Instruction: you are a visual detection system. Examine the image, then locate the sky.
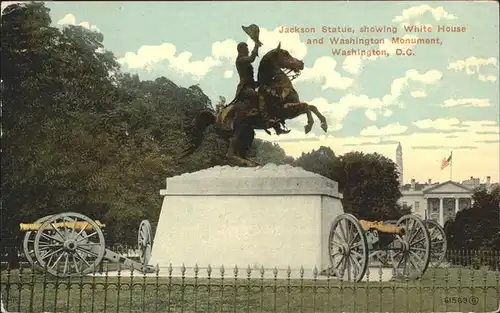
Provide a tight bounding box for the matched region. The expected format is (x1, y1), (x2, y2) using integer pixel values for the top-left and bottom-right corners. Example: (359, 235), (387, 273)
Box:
(2, 1), (499, 184)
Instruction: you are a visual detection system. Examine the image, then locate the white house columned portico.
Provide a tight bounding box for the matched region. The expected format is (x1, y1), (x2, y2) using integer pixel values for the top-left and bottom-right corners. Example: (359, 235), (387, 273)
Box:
(400, 180), (474, 226)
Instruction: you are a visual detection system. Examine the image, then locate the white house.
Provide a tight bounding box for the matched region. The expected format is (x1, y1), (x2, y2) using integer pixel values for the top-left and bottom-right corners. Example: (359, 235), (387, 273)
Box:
(400, 179), (478, 226)
(394, 143), (497, 226)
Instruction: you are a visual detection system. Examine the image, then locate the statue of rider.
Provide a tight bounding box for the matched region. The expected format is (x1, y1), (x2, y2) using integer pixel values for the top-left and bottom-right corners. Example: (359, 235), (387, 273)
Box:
(233, 41), (289, 135)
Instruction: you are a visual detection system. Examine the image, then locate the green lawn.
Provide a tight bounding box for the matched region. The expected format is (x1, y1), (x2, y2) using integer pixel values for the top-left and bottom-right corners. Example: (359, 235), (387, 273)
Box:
(1, 267), (499, 313)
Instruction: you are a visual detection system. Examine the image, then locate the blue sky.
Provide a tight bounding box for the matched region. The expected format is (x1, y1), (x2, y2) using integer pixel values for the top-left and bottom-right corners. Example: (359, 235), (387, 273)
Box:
(3, 1), (499, 183)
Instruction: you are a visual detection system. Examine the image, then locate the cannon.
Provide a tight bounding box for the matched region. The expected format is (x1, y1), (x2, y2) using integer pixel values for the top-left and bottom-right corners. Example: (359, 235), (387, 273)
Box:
(20, 212), (155, 277)
(326, 214), (444, 282)
(374, 218), (448, 268)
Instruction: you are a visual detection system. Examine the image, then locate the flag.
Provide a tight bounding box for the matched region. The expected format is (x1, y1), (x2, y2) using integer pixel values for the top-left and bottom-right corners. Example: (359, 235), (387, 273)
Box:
(440, 152), (452, 170)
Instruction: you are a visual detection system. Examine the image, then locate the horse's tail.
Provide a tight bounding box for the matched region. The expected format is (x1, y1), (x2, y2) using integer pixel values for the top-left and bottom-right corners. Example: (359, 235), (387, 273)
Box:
(181, 110), (217, 158)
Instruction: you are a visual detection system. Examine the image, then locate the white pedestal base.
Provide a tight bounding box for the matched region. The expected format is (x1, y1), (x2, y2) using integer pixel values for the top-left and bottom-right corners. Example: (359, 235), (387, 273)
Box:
(150, 164), (344, 279)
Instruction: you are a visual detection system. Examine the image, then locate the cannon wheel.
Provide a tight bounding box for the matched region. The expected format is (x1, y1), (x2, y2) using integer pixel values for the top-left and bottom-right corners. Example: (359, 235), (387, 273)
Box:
(22, 215), (53, 271)
(328, 213), (369, 282)
(33, 212), (105, 277)
(138, 220), (153, 266)
(391, 215), (431, 278)
(425, 219), (447, 267)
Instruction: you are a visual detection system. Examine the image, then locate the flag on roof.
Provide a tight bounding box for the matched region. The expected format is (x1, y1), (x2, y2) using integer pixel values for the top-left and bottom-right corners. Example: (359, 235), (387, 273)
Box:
(440, 152), (452, 170)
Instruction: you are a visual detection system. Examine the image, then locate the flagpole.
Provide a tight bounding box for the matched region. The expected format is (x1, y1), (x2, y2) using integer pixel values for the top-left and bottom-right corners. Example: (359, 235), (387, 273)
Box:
(449, 151), (453, 181)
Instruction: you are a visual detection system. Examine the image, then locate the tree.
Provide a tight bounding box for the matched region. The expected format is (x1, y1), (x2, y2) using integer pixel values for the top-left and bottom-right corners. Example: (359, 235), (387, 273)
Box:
(1, 1), (157, 247)
(447, 185), (500, 251)
(295, 148), (404, 221)
(445, 185), (500, 269)
(249, 139), (291, 165)
(294, 146), (340, 181)
(0, 1), (297, 253)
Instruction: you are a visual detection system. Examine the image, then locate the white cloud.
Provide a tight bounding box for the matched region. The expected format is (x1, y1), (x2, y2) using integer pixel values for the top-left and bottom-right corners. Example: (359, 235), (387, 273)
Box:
(360, 123), (408, 136)
(255, 128), (323, 143)
(340, 94), (386, 110)
(265, 122), (499, 183)
(383, 69), (442, 105)
(413, 118), (499, 133)
(413, 118), (461, 130)
(442, 98), (491, 108)
(304, 97), (349, 132)
(406, 69), (443, 84)
(118, 26), (306, 82)
(212, 39), (238, 62)
(56, 13), (100, 33)
(411, 90), (427, 98)
(448, 57), (497, 73)
(387, 76), (410, 104)
(274, 94), (385, 133)
(392, 5), (458, 23)
(461, 120), (497, 127)
(223, 70), (233, 79)
(460, 120), (499, 132)
(118, 43), (222, 81)
(478, 75), (497, 82)
(295, 57), (353, 90)
(364, 109), (377, 121)
(448, 57), (498, 82)
(342, 56), (363, 74)
(284, 68), (441, 133)
(95, 47), (106, 54)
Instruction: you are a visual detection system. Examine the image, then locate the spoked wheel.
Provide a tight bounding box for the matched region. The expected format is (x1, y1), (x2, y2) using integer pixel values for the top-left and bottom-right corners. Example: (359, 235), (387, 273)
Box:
(425, 219), (447, 267)
(33, 212), (105, 277)
(391, 215), (431, 279)
(22, 215), (53, 272)
(138, 220), (153, 266)
(328, 213), (369, 282)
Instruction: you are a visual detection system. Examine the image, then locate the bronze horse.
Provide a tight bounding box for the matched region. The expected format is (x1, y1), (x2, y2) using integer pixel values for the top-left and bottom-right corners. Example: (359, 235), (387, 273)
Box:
(182, 43), (328, 167)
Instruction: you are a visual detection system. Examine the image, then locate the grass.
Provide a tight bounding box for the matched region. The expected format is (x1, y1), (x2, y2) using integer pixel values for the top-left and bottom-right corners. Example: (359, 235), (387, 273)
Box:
(1, 267), (499, 313)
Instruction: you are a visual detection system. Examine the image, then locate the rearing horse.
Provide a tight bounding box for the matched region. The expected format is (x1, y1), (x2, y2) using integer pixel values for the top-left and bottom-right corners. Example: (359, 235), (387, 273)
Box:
(258, 42), (328, 134)
(182, 43), (328, 167)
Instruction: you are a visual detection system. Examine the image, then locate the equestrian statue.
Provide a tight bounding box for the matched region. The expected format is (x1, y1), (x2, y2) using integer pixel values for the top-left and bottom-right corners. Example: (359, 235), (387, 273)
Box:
(182, 24), (328, 167)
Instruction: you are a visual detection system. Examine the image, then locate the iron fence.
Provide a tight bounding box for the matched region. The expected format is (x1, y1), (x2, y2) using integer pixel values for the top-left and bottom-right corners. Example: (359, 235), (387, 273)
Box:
(0, 249), (499, 313)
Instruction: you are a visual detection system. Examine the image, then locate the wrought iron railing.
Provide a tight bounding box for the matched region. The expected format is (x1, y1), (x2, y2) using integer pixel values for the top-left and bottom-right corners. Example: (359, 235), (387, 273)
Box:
(1, 249), (499, 313)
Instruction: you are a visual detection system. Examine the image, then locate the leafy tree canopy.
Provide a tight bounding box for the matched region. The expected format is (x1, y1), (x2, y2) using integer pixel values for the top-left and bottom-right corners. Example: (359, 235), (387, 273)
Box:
(0, 2), (291, 250)
(294, 146), (407, 221)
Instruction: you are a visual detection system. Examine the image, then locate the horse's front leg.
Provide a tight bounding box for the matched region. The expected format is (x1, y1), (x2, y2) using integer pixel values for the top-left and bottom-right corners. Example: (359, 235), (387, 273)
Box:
(308, 105), (328, 133)
(283, 102), (314, 134)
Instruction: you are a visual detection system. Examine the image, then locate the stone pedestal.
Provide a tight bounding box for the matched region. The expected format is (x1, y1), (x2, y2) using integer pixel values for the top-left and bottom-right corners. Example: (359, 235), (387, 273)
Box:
(149, 164), (343, 278)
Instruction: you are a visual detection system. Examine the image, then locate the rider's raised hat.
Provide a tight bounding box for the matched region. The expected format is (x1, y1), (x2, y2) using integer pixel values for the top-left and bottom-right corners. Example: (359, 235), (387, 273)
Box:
(242, 24), (263, 46)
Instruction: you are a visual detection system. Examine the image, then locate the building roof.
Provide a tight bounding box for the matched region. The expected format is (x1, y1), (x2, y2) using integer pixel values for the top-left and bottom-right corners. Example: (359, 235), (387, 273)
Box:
(401, 183), (428, 191)
(461, 182), (499, 190)
(401, 180), (497, 193)
(423, 180), (473, 193)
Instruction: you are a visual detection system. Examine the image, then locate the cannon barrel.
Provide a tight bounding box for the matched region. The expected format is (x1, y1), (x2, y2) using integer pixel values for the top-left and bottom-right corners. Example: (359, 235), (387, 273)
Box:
(19, 220), (106, 232)
(359, 220), (403, 234)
